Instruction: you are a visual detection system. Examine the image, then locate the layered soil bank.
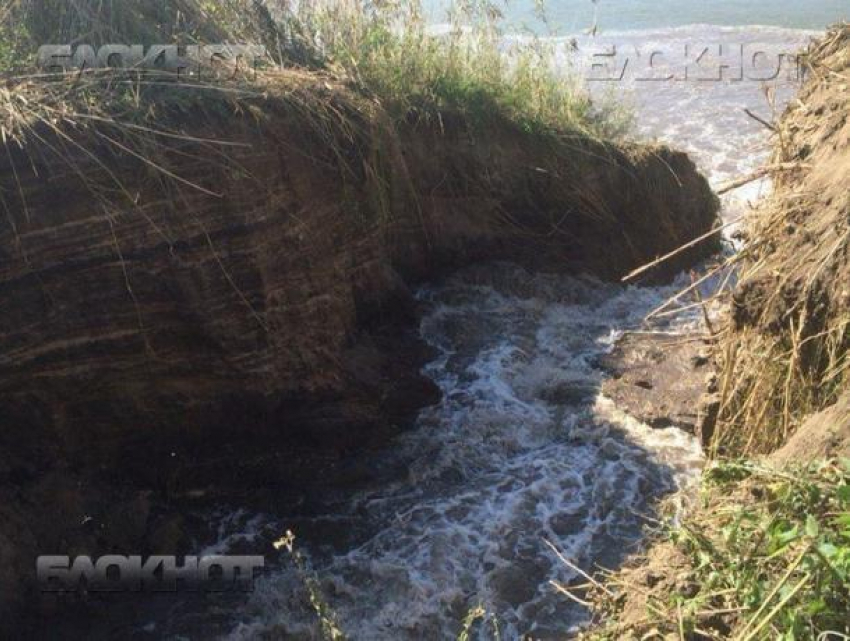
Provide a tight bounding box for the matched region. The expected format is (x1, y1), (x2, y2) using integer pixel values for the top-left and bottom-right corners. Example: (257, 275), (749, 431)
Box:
(0, 72), (718, 622)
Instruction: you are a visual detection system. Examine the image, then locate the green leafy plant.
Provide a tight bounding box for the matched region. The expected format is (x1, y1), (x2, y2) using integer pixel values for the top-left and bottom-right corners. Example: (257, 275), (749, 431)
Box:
(589, 460), (850, 640)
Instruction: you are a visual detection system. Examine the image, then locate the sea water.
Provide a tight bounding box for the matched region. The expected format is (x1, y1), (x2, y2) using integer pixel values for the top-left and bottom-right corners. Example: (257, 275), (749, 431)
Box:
(425, 0), (847, 32)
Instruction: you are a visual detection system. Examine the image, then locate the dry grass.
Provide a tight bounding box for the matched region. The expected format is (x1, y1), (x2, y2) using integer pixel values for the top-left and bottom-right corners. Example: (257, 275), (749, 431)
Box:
(0, 62), (386, 343)
(0, 1), (634, 260)
(708, 24), (850, 456)
(0, 1), (628, 139)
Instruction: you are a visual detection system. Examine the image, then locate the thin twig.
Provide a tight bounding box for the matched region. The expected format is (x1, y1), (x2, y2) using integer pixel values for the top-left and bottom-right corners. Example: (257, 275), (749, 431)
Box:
(716, 162), (809, 195)
(743, 108), (776, 132)
(544, 540), (614, 597)
(621, 218), (742, 283)
(549, 581), (591, 607)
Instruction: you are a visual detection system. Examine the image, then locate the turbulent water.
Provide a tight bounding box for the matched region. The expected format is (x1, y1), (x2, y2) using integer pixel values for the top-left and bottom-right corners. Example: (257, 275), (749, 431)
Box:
(225, 267), (705, 639)
(143, 25), (818, 641)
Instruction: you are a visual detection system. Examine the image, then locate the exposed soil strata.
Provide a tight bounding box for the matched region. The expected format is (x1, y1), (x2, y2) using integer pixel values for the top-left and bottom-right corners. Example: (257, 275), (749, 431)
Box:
(771, 390), (850, 463)
(0, 72), (718, 622)
(712, 25), (850, 455)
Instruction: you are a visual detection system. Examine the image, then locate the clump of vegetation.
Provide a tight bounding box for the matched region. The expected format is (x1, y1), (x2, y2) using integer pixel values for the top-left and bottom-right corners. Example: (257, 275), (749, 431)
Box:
(0, 0), (629, 140)
(0, 0), (321, 74)
(588, 460), (850, 640)
(293, 0), (629, 137)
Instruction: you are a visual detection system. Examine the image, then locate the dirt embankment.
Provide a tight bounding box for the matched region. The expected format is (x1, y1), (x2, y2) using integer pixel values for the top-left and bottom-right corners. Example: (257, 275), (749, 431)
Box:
(0, 71), (718, 621)
(711, 25), (850, 458)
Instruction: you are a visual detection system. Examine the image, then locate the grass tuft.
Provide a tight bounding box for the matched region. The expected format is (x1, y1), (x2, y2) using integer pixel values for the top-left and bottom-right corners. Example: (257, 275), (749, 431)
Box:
(0, 1), (628, 141)
(587, 460), (850, 640)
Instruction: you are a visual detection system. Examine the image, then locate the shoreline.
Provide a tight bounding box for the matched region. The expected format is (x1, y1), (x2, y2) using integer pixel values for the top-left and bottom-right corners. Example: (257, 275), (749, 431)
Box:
(0, 4), (846, 637)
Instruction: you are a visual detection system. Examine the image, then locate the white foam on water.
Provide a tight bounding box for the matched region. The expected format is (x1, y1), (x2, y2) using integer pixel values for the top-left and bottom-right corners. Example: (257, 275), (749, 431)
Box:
(226, 266), (707, 639)
(215, 24), (814, 641)
(198, 510), (269, 557)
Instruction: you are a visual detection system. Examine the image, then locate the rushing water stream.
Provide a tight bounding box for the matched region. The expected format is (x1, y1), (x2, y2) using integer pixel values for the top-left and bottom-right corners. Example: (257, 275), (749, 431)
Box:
(229, 266), (706, 639)
(138, 25), (817, 641)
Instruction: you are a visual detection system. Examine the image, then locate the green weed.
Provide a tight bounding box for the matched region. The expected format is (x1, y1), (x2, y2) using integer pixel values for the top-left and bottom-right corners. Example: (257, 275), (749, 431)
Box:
(590, 460), (850, 640)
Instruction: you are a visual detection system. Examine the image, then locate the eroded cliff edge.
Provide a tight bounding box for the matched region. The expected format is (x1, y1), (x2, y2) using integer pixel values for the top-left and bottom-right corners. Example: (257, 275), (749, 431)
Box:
(0, 72), (719, 619)
(586, 25), (850, 640)
(712, 25), (850, 457)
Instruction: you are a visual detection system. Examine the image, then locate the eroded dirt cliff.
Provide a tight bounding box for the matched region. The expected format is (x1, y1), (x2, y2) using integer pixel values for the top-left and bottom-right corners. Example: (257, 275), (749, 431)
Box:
(712, 25), (850, 456)
(0, 71), (719, 621)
